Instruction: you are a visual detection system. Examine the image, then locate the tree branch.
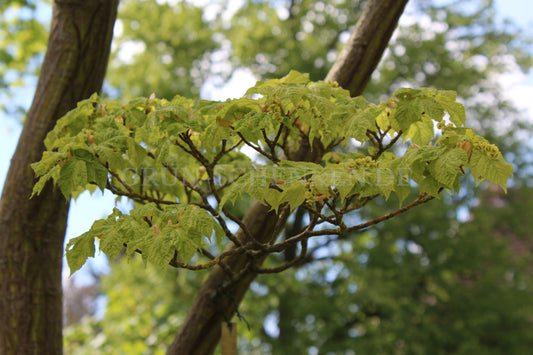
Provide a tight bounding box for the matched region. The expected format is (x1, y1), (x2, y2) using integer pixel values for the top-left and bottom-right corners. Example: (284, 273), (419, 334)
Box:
(167, 1), (410, 353)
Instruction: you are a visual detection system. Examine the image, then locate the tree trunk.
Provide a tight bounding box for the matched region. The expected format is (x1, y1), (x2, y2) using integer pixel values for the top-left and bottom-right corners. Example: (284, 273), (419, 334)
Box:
(166, 1), (409, 354)
(325, 0), (408, 97)
(0, 1), (118, 354)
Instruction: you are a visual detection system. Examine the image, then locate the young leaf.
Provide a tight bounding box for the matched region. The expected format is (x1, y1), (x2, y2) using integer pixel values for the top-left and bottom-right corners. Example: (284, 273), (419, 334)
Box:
(345, 106), (381, 143)
(58, 157), (88, 199)
(405, 117), (434, 145)
(393, 89), (423, 132)
(66, 232), (96, 276)
(31, 165), (61, 198)
(419, 176), (442, 197)
(428, 148), (468, 188)
(278, 182), (306, 212)
(436, 90), (466, 127)
(469, 150), (513, 192)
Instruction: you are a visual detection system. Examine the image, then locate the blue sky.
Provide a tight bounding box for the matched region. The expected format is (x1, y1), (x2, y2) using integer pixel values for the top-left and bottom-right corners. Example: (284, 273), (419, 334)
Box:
(496, 0), (533, 28)
(0, 0), (532, 278)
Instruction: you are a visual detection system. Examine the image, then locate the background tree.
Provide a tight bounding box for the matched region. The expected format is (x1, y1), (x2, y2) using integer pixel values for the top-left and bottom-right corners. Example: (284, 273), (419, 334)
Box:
(106, 0), (219, 99)
(0, 0), (48, 117)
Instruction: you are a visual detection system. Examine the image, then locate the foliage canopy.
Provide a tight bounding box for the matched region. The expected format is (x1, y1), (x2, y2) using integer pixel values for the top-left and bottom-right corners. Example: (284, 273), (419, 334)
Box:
(31, 71), (512, 275)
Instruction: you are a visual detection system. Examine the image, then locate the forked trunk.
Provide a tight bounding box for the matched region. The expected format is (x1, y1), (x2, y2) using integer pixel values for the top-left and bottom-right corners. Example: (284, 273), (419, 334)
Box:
(167, 1), (408, 353)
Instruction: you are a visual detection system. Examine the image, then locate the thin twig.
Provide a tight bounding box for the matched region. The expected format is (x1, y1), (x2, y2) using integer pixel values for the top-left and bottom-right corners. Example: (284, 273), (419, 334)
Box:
(252, 239), (308, 274)
(106, 181), (177, 205)
(237, 132), (280, 163)
(267, 193), (434, 252)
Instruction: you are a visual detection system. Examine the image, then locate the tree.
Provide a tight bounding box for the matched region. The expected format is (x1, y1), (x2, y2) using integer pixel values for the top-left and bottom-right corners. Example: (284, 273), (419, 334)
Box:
(3, 0), (528, 355)
(167, 2), (411, 353)
(27, 0), (522, 354)
(0, 1), (118, 353)
(105, 0), (219, 100)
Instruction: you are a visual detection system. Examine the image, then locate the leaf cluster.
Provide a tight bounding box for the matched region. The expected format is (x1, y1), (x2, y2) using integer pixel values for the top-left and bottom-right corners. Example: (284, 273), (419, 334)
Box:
(31, 71), (512, 275)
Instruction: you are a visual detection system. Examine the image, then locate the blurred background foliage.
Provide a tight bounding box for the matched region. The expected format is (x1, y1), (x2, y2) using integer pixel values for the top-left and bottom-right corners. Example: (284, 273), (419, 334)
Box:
(2, 0), (533, 354)
(0, 0), (48, 116)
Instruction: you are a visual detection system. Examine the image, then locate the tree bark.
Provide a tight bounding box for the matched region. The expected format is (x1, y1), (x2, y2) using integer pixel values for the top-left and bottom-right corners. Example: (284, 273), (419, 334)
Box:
(326, 0), (408, 97)
(0, 1), (118, 354)
(166, 1), (409, 354)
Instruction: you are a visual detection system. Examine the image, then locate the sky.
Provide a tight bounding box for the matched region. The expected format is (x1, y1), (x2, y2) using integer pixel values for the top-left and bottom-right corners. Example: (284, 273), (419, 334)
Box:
(0, 0), (532, 279)
(496, 0), (533, 28)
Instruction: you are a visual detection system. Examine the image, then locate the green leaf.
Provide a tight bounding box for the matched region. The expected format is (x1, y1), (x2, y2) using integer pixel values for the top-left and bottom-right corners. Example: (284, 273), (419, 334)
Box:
(232, 111), (274, 143)
(316, 166), (356, 200)
(31, 151), (67, 177)
(280, 70), (310, 84)
(278, 182), (306, 212)
(85, 159), (108, 191)
(405, 117), (434, 145)
(372, 167), (397, 199)
(201, 122), (232, 151)
(418, 94), (445, 121)
(428, 148), (468, 188)
(263, 189), (282, 210)
(391, 145), (443, 184)
(395, 183), (412, 205)
(180, 207), (219, 241)
(170, 229), (200, 264)
(469, 150), (513, 192)
(245, 70), (309, 96)
(31, 165), (61, 198)
(140, 232), (178, 269)
(66, 232), (96, 275)
(345, 106), (380, 143)
(98, 215), (129, 260)
(127, 137), (148, 167)
(394, 98), (421, 132)
(219, 180), (245, 209)
(436, 90), (466, 127)
(94, 145), (125, 170)
(72, 148), (95, 162)
(154, 138), (170, 164)
(242, 168), (271, 202)
(419, 176), (442, 197)
(58, 158), (87, 199)
(278, 160), (322, 179)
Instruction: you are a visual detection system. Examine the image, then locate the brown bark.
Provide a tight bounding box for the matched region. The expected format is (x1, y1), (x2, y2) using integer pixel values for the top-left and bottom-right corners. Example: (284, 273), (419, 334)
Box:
(221, 323), (237, 355)
(166, 1), (409, 354)
(168, 144), (318, 355)
(326, 0), (409, 97)
(0, 1), (118, 354)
